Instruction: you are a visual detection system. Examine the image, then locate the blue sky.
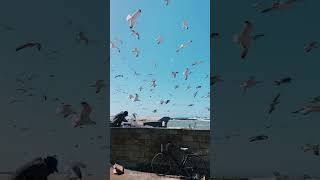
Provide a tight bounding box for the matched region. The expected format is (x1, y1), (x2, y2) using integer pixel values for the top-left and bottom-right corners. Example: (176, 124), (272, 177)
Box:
(110, 0), (210, 117)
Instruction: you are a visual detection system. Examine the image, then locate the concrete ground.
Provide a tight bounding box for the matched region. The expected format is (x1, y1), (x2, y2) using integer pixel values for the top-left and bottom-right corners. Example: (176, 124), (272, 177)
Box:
(110, 167), (182, 180)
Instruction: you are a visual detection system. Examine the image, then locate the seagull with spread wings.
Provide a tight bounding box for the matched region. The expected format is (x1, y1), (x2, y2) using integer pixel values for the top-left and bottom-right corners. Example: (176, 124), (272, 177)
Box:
(126, 9), (142, 29)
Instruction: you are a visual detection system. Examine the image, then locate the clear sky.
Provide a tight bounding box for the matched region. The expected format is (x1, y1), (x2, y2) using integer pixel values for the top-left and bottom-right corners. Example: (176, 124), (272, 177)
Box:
(110, 0), (210, 118)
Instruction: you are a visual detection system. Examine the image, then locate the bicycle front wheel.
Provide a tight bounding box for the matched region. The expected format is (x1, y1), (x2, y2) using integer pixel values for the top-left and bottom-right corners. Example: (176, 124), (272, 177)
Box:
(184, 155), (208, 179)
(151, 153), (172, 176)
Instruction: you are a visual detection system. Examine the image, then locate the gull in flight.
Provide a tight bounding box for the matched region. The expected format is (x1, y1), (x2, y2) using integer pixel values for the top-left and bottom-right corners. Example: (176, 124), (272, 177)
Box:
(233, 21), (261, 60)
(249, 134), (269, 142)
(261, 0), (297, 13)
(16, 42), (41, 51)
(132, 48), (140, 57)
(188, 104), (194, 107)
(156, 35), (164, 45)
(292, 106), (320, 115)
(304, 41), (318, 53)
(183, 68), (190, 80)
(131, 29), (140, 40)
(196, 86), (202, 89)
(73, 102), (96, 127)
(176, 40), (192, 53)
(126, 9), (142, 29)
(164, 0), (170, 6)
(186, 85), (192, 91)
(56, 103), (77, 118)
(268, 93), (280, 114)
(240, 76), (262, 94)
(114, 75), (124, 78)
(90, 80), (105, 94)
(133, 94), (140, 102)
(153, 109), (157, 113)
(182, 20), (189, 30)
(139, 86), (143, 92)
(211, 75), (224, 86)
(192, 60), (204, 66)
(151, 80), (157, 88)
(110, 41), (120, 53)
(174, 85), (179, 89)
(275, 77), (292, 86)
(211, 33), (220, 39)
(301, 144), (320, 156)
(171, 71), (179, 78)
(193, 91), (198, 98)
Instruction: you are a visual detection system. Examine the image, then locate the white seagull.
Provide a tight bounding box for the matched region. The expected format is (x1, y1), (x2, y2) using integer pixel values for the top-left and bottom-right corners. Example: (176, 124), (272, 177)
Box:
(110, 41), (120, 53)
(156, 35), (164, 45)
(126, 9), (142, 29)
(182, 20), (189, 30)
(132, 48), (140, 57)
(183, 68), (191, 80)
(176, 40), (192, 53)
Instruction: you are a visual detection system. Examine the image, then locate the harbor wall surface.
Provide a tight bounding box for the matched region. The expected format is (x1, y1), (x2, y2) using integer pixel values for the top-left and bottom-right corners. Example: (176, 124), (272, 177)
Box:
(110, 127), (210, 173)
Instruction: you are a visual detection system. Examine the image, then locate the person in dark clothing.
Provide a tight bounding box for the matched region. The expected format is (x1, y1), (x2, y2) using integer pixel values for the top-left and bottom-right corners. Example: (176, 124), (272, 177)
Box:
(111, 111), (128, 127)
(11, 155), (59, 180)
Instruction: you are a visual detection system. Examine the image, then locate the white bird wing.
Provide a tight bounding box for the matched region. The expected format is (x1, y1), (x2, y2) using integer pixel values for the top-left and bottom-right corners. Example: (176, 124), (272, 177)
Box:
(132, 10), (141, 19)
(126, 15), (132, 21)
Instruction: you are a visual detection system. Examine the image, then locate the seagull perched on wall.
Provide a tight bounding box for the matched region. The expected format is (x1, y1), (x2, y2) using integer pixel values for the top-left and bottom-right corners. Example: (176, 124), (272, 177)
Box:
(260, 0), (297, 13)
(240, 76), (262, 94)
(183, 68), (190, 80)
(126, 9), (142, 29)
(292, 106), (320, 115)
(176, 40), (192, 53)
(90, 80), (105, 94)
(110, 41), (120, 53)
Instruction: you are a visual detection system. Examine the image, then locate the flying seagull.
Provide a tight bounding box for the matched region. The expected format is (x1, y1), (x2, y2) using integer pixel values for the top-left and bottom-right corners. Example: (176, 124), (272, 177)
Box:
(151, 80), (157, 88)
(192, 60), (204, 66)
(249, 135), (269, 142)
(176, 40), (192, 53)
(233, 21), (253, 60)
(183, 68), (190, 80)
(275, 77), (292, 86)
(126, 9), (142, 29)
(156, 35), (164, 45)
(240, 76), (262, 94)
(268, 93), (280, 114)
(132, 48), (140, 57)
(16, 42), (41, 51)
(76, 32), (89, 45)
(164, 0), (170, 6)
(211, 33), (220, 39)
(114, 75), (124, 78)
(131, 29), (140, 40)
(211, 75), (223, 86)
(309, 96), (320, 104)
(304, 41), (318, 53)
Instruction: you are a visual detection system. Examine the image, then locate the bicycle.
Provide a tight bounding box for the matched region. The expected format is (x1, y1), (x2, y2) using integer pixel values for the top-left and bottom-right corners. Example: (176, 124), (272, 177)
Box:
(151, 142), (208, 180)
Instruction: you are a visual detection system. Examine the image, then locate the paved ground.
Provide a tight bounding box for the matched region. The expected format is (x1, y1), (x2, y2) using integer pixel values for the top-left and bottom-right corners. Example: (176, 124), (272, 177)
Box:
(110, 168), (181, 180)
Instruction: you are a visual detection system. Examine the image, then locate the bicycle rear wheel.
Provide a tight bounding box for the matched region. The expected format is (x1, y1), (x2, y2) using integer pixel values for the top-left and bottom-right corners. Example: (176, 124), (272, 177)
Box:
(184, 155), (208, 180)
(151, 153), (172, 176)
